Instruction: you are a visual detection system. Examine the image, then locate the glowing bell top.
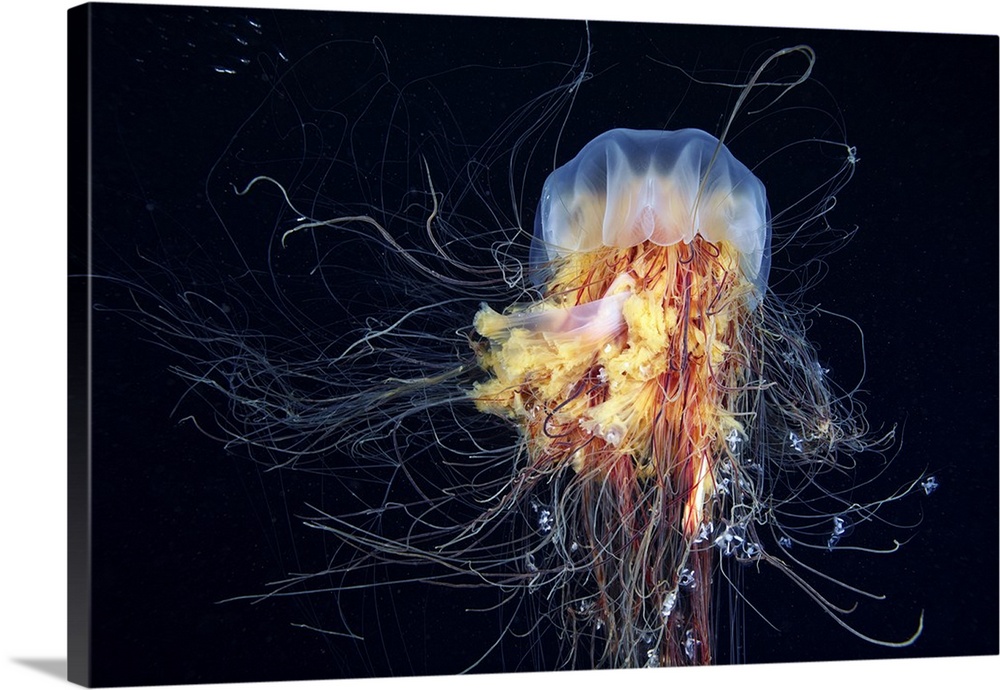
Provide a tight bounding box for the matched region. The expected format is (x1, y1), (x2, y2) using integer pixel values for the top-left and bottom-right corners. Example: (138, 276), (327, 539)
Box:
(532, 128), (771, 297)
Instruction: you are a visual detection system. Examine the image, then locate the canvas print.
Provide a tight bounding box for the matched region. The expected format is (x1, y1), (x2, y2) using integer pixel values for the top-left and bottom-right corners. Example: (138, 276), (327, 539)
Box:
(68, 3), (998, 686)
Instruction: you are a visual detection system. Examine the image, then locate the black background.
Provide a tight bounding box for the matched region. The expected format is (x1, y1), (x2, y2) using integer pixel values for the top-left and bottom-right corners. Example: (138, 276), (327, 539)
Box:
(79, 4), (997, 686)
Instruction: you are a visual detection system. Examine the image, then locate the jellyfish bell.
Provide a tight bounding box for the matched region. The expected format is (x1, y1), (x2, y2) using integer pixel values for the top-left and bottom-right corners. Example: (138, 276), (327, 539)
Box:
(530, 127), (771, 305)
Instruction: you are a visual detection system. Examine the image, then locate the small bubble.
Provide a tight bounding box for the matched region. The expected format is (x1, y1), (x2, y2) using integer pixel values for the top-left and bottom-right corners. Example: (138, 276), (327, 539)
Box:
(537, 508), (553, 534)
(714, 524), (745, 556)
(683, 628), (699, 660)
(788, 431), (804, 452)
(602, 421), (626, 446)
(693, 520), (713, 544)
(921, 476), (939, 495)
(660, 589), (678, 619)
(831, 515), (847, 536)
(725, 428), (741, 452)
(827, 515), (849, 550)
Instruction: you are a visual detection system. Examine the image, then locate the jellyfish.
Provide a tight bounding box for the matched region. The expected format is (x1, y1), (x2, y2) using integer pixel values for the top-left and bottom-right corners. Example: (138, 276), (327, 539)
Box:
(469, 126), (771, 665)
(457, 119), (922, 666)
(110, 32), (925, 674)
